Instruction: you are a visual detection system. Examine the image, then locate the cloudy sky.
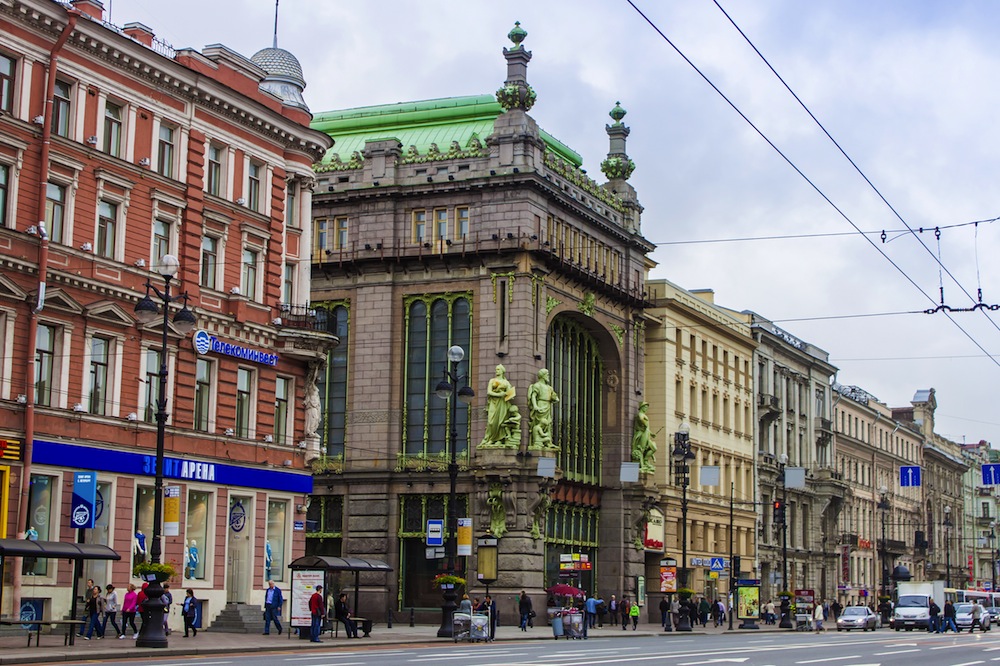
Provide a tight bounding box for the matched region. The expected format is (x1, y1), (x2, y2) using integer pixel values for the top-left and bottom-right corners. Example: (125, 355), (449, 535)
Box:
(106, 0), (1000, 448)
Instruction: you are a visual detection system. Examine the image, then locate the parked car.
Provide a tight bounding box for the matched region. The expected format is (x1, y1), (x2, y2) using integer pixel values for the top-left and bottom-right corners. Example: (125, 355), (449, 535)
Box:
(955, 603), (991, 631)
(985, 605), (1000, 624)
(837, 606), (878, 631)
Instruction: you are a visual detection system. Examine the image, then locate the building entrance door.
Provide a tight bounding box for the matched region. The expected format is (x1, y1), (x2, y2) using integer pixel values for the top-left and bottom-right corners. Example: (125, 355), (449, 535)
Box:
(227, 495), (252, 603)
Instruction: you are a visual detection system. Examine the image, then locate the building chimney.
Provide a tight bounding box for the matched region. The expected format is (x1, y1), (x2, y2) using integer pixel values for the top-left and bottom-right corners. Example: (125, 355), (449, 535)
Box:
(123, 21), (155, 47)
(70, 0), (104, 20)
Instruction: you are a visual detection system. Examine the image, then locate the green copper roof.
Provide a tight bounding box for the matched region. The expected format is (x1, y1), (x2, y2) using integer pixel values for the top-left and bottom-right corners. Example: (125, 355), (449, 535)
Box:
(311, 94), (582, 168)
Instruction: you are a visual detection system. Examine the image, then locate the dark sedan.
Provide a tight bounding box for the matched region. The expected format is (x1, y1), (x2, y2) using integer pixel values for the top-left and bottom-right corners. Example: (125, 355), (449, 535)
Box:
(837, 606), (878, 631)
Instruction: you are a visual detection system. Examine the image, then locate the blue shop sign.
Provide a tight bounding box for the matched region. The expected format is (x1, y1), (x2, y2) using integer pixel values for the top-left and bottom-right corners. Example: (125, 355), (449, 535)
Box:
(34, 440), (311, 494)
(193, 330), (278, 366)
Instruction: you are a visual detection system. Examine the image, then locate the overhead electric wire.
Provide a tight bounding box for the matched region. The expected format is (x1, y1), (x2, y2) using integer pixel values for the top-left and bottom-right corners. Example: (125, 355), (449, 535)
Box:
(708, 0), (1000, 340)
(624, 0), (1000, 372)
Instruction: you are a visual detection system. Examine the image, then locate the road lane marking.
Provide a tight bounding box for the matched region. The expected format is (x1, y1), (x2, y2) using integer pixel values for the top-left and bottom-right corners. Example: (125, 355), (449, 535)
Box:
(873, 649), (920, 656)
(796, 657), (859, 664)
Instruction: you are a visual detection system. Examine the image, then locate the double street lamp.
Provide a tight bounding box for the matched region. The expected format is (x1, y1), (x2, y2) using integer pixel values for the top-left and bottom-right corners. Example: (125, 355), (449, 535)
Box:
(671, 422), (693, 632)
(877, 485), (891, 599)
(434, 345), (474, 638)
(943, 506), (953, 589)
(132, 254), (196, 648)
(990, 521), (997, 593)
(777, 453), (791, 629)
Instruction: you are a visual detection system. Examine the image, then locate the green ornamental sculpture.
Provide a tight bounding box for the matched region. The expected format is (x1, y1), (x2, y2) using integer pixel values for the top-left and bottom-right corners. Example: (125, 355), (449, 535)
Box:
(528, 369), (559, 450)
(480, 364), (519, 449)
(631, 401), (658, 473)
(487, 484), (508, 537)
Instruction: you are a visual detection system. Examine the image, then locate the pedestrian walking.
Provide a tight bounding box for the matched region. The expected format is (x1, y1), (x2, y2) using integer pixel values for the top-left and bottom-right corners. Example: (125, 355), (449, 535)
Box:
(699, 597), (711, 626)
(136, 582), (149, 635)
(263, 579), (284, 635)
(629, 598), (640, 630)
(518, 591), (533, 631)
(608, 595), (619, 626)
(928, 598), (940, 633)
(101, 584), (123, 638)
(942, 600), (958, 633)
(161, 583), (173, 635)
(122, 583), (139, 638)
(182, 589), (198, 637)
(585, 593), (599, 629)
(659, 596), (669, 628)
(970, 599), (986, 633)
(620, 596), (631, 630)
(83, 586), (105, 639)
(309, 585), (325, 642)
(813, 603), (825, 633)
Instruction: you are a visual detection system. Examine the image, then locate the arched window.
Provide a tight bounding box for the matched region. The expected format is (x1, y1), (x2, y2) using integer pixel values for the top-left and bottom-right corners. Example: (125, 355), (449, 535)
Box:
(317, 303), (349, 458)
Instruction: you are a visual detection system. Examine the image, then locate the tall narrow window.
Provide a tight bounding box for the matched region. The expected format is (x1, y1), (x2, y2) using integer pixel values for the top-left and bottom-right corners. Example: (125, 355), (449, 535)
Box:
(265, 501), (287, 582)
(318, 304), (349, 458)
(144, 348), (162, 423)
(52, 80), (70, 138)
(282, 264), (295, 304)
(0, 54), (14, 113)
(153, 219), (171, 267)
(242, 248), (258, 300)
(157, 124), (175, 177)
(97, 200), (117, 258)
(413, 210), (426, 242)
(457, 207), (469, 239)
(0, 163), (8, 227)
(335, 216), (348, 250)
(434, 209), (448, 241)
(35, 324), (56, 407)
(314, 218), (328, 257)
(26, 476), (54, 575)
(45, 182), (66, 243)
(274, 377), (290, 444)
(200, 236), (218, 289)
(103, 101), (123, 156)
(286, 184), (298, 228)
(88, 336), (110, 415)
(248, 161), (262, 211)
(193, 358), (212, 432)
(207, 143), (223, 196)
(236, 367), (253, 437)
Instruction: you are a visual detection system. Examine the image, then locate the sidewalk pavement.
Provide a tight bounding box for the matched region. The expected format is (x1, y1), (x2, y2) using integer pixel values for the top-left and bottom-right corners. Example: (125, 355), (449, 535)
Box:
(0, 617), (786, 664)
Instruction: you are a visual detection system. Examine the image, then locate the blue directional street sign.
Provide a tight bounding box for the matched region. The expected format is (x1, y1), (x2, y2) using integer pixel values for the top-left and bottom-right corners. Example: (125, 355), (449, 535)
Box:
(710, 557), (725, 571)
(983, 464), (1000, 486)
(899, 466), (921, 487)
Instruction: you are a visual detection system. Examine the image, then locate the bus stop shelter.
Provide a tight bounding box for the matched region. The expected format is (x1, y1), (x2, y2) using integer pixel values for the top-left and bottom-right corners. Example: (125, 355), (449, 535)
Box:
(0, 538), (121, 645)
(288, 555), (392, 629)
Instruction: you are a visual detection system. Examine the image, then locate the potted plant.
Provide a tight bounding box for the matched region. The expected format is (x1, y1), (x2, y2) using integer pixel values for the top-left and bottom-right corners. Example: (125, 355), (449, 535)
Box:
(431, 573), (466, 590)
(133, 561), (177, 583)
(678, 588), (695, 600)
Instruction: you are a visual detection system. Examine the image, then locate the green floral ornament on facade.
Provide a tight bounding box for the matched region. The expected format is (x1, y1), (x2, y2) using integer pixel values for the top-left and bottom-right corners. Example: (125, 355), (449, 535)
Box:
(600, 155), (636, 181)
(577, 293), (596, 317)
(496, 83), (537, 112)
(487, 483), (508, 537)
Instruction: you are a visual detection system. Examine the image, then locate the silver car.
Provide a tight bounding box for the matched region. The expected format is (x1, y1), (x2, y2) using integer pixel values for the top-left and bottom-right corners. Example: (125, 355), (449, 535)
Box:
(837, 606), (878, 632)
(955, 603), (991, 631)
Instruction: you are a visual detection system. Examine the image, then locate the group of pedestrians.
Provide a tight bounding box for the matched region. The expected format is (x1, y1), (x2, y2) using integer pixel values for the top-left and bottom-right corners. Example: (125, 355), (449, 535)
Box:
(77, 578), (198, 640)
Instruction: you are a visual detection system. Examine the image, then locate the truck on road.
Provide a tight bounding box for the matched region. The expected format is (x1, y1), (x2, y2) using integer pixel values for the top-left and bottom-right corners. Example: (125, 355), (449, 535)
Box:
(892, 581), (946, 631)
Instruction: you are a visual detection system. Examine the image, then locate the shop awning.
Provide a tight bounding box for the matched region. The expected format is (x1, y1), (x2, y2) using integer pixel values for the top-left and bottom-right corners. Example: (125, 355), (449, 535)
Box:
(289, 555), (392, 572)
(0, 539), (120, 560)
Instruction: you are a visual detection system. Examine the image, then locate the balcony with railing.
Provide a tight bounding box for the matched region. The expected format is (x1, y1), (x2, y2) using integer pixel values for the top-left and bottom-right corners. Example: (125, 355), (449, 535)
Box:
(274, 304), (337, 334)
(272, 304), (339, 362)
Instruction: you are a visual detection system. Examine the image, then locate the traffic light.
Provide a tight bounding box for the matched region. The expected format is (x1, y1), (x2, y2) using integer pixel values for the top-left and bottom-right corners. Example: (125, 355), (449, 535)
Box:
(773, 500), (785, 525)
(732, 555), (742, 576)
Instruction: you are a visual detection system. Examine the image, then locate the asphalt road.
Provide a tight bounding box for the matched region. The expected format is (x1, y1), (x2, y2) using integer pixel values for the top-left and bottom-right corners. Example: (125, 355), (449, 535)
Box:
(62, 629), (1000, 666)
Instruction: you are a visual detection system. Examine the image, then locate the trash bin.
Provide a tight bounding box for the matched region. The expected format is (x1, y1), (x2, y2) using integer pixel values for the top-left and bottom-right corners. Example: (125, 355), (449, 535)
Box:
(551, 610), (564, 639)
(564, 611), (585, 639)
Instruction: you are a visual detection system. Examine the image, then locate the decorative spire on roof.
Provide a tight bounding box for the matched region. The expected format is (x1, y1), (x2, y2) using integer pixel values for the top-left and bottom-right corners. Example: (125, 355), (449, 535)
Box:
(601, 101), (635, 181)
(496, 22), (536, 112)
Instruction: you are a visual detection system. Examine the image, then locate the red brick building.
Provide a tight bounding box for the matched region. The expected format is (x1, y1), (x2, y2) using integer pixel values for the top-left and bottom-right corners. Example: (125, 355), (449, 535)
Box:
(0, 0), (331, 624)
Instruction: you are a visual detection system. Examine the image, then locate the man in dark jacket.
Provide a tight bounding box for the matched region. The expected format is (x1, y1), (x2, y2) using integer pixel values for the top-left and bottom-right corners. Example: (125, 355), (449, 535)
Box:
(335, 592), (359, 638)
(659, 596), (670, 628)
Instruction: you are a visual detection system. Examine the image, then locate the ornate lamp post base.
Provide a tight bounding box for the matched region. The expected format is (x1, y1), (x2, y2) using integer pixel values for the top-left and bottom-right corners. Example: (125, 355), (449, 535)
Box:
(135, 580), (168, 648)
(436, 586), (458, 638)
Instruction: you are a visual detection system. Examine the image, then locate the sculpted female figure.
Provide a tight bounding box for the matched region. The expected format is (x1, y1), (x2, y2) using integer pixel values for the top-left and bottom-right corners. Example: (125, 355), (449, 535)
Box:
(481, 365), (515, 447)
(631, 401), (657, 473)
(528, 368), (559, 450)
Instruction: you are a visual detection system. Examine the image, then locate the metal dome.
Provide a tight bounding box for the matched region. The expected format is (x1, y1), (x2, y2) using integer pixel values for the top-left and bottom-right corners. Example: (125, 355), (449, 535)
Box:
(251, 47), (305, 87)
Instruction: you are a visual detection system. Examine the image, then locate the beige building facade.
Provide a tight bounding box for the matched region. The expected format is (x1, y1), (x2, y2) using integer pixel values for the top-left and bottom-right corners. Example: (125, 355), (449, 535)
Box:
(644, 282), (757, 601)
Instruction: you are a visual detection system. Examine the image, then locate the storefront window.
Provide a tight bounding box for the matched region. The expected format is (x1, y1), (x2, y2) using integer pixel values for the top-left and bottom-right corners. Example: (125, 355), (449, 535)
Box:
(134, 486), (155, 566)
(84, 481), (112, 586)
(186, 490), (210, 580)
(26, 475), (55, 575)
(266, 500), (287, 582)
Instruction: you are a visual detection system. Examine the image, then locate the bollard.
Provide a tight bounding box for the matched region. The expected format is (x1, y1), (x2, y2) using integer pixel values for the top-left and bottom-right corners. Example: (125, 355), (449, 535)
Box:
(409, 607), (415, 627)
(387, 607), (394, 629)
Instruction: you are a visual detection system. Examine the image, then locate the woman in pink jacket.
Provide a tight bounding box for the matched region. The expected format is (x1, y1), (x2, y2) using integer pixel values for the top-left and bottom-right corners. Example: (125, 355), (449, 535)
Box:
(121, 583), (139, 639)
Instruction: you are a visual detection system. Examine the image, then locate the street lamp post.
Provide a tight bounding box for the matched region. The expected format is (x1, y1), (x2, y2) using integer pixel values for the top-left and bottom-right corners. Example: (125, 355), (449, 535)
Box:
(434, 345), (474, 638)
(778, 453), (791, 629)
(672, 422), (693, 632)
(991, 521), (997, 593)
(877, 486), (890, 599)
(132, 254), (196, 648)
(943, 506), (953, 589)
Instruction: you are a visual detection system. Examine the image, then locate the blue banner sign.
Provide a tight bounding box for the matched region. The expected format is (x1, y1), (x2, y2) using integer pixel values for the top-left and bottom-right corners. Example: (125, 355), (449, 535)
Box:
(34, 441), (311, 494)
(71, 471), (97, 529)
(193, 330), (278, 366)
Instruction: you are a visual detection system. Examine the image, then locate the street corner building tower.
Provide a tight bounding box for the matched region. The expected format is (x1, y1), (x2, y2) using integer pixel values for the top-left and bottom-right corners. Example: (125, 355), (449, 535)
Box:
(306, 23), (656, 619)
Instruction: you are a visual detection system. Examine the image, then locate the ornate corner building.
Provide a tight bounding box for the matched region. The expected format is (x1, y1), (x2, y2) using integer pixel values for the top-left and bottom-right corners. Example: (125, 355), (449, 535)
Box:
(0, 0), (331, 622)
(306, 25), (655, 618)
